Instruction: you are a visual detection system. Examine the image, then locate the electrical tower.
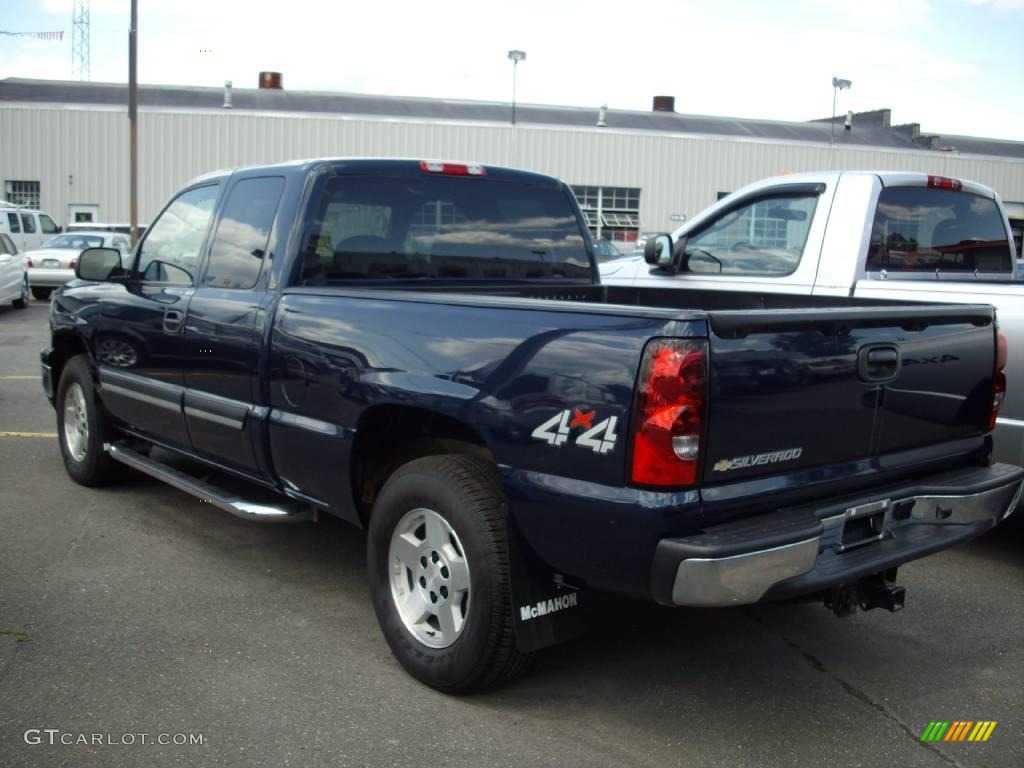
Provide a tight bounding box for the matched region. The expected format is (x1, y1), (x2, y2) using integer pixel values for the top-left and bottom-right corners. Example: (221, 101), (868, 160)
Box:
(71, 0), (90, 80)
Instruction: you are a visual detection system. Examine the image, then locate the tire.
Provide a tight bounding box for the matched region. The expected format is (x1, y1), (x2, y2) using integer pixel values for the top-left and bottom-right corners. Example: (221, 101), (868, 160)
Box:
(367, 454), (531, 693)
(12, 277), (28, 309)
(32, 286), (53, 301)
(56, 355), (119, 486)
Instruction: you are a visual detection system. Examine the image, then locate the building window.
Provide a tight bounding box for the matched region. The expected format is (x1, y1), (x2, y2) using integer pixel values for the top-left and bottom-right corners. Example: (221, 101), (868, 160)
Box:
(5, 181), (40, 209)
(571, 185), (641, 245)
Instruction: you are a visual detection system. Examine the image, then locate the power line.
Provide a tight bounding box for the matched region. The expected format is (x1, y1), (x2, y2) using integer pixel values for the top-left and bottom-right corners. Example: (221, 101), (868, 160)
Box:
(0, 30), (64, 40)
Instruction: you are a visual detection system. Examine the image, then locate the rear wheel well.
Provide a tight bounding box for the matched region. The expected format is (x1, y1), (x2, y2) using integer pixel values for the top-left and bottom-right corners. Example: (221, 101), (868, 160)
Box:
(351, 405), (494, 526)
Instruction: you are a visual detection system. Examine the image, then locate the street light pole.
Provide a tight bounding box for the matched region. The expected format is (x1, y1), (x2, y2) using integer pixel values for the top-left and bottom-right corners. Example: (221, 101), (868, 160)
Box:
(507, 49), (526, 125)
(830, 76), (852, 170)
(830, 76), (852, 147)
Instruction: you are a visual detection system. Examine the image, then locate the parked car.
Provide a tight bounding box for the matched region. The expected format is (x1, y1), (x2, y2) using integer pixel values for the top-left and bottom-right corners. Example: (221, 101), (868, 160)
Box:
(601, 171), (1024, 468)
(67, 221), (148, 237)
(43, 158), (1022, 692)
(0, 232), (28, 309)
(592, 238), (622, 262)
(26, 230), (131, 300)
(0, 202), (61, 252)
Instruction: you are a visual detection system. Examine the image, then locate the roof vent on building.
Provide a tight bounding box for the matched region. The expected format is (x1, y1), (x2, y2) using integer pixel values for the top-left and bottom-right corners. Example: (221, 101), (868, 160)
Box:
(597, 104), (607, 127)
(845, 110), (852, 131)
(259, 71), (283, 90)
(652, 95), (675, 113)
(223, 80), (233, 109)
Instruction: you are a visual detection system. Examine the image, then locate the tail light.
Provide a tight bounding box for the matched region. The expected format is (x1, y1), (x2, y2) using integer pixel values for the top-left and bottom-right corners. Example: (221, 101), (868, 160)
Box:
(26, 257), (33, 268)
(990, 331), (1008, 431)
(69, 260), (76, 271)
(927, 175), (962, 191)
(630, 339), (707, 487)
(419, 160), (486, 176)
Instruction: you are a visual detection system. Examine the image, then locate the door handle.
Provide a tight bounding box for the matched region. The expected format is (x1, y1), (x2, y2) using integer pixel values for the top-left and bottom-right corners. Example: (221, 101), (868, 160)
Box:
(163, 309), (184, 334)
(858, 345), (900, 382)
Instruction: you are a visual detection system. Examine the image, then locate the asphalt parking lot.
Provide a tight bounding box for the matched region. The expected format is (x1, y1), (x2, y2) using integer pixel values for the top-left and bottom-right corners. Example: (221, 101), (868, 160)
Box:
(1, 300), (1022, 768)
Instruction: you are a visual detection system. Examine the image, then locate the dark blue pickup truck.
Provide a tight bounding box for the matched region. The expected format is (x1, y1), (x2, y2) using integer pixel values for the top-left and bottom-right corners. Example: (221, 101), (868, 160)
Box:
(43, 158), (1023, 692)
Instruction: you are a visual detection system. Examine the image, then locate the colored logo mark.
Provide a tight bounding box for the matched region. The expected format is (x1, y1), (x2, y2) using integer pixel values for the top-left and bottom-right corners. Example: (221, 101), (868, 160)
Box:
(920, 721), (997, 742)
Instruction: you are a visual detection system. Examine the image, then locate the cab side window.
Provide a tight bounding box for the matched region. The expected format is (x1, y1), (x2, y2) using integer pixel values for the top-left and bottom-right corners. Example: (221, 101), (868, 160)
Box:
(7, 213), (20, 233)
(685, 194), (817, 276)
(21, 214), (36, 234)
(203, 177), (284, 289)
(136, 185), (219, 285)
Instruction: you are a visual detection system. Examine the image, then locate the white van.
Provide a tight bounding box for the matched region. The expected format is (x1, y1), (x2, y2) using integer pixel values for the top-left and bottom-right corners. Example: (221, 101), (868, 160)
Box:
(0, 203), (61, 252)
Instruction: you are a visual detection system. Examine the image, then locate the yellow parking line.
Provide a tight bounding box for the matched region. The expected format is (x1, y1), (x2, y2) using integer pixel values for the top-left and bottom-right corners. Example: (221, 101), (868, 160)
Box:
(0, 431), (56, 438)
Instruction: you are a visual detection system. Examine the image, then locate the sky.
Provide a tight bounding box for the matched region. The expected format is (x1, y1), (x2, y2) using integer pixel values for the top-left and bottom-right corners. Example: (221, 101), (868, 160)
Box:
(1, 0), (1023, 141)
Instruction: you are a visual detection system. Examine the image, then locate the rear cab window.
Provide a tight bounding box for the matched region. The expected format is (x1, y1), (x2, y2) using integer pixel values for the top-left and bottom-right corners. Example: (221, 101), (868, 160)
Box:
(866, 187), (1013, 276)
(296, 173), (590, 283)
(7, 213), (21, 233)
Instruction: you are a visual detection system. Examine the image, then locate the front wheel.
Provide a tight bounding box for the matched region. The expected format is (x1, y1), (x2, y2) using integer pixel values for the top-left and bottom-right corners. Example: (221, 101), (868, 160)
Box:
(367, 454), (531, 692)
(56, 355), (119, 486)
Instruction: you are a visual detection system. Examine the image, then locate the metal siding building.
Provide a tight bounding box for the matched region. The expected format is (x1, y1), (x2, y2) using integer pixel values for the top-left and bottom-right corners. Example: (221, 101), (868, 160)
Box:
(2, 78), (1023, 236)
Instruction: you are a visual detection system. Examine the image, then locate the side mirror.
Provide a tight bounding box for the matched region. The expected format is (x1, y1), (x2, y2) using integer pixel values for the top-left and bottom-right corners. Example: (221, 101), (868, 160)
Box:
(643, 233), (688, 274)
(644, 234), (673, 266)
(76, 247), (123, 281)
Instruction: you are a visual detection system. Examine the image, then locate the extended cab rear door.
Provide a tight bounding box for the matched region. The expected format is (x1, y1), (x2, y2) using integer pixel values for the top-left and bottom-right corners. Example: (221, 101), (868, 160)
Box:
(179, 173), (287, 477)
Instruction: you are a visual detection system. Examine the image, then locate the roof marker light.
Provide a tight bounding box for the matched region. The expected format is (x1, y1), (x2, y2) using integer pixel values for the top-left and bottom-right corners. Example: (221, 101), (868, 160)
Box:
(927, 175), (962, 191)
(419, 161), (486, 176)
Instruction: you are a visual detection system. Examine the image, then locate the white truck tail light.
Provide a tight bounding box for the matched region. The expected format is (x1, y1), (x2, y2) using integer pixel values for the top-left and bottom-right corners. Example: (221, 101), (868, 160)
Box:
(419, 161), (486, 176)
(927, 175), (962, 191)
(990, 331), (1008, 431)
(630, 339), (707, 487)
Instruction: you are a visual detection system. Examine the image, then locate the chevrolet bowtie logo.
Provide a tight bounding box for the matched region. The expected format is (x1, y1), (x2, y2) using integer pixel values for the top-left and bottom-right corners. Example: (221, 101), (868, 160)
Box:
(713, 459), (734, 472)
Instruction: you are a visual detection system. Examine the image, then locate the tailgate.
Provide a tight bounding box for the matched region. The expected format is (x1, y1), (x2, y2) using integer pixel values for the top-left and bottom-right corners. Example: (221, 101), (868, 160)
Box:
(702, 305), (995, 483)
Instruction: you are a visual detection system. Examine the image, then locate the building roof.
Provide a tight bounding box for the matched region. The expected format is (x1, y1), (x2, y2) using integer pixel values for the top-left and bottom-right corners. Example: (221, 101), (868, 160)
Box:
(3, 77), (1022, 160)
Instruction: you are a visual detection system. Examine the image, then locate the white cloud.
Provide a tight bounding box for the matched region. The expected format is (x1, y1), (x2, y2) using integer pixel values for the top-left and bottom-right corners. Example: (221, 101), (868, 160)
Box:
(965, 0), (1024, 9)
(807, 0), (932, 28)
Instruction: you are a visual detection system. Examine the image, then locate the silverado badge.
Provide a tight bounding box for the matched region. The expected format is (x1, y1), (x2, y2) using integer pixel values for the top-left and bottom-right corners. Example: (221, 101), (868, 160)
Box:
(713, 448), (803, 472)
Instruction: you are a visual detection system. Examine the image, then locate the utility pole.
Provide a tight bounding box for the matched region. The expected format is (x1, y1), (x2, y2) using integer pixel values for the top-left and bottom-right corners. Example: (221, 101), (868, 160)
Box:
(129, 0), (139, 246)
(72, 0), (90, 80)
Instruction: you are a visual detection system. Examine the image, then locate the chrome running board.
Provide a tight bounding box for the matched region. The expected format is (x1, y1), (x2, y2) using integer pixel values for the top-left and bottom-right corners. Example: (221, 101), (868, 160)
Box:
(105, 442), (316, 523)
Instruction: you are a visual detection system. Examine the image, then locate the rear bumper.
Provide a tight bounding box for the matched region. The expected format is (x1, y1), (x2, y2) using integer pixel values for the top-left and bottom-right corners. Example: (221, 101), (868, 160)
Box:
(652, 463), (1024, 607)
(28, 268), (74, 288)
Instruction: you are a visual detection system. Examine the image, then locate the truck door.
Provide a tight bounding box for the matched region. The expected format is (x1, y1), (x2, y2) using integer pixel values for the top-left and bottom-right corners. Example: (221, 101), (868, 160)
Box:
(93, 184), (220, 448)
(633, 183), (829, 296)
(180, 175), (285, 476)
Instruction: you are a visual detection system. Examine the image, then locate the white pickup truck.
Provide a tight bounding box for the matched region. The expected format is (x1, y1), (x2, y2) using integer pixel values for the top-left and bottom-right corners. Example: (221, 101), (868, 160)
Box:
(600, 171), (1024, 467)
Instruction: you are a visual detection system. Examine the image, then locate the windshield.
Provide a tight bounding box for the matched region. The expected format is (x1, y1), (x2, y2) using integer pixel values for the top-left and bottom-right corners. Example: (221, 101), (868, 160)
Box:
(44, 234), (104, 250)
(297, 174), (590, 282)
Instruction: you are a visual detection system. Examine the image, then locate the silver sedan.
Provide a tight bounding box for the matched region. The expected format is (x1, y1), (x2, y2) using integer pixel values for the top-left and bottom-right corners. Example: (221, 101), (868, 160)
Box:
(26, 231), (131, 300)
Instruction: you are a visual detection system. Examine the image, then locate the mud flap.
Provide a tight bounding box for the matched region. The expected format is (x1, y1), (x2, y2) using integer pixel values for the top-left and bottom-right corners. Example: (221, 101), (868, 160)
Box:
(507, 517), (586, 653)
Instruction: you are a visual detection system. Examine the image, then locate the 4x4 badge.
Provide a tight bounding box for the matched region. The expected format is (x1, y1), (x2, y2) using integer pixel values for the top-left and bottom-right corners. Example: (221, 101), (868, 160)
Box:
(531, 407), (618, 454)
